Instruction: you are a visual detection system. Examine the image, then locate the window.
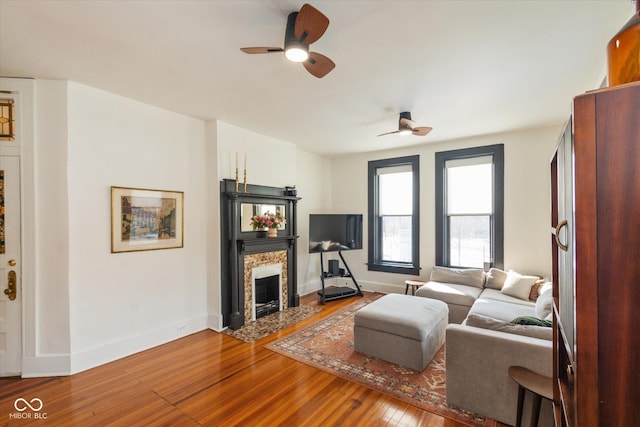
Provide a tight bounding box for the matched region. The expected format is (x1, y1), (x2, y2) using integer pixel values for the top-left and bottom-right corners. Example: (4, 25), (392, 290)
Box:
(435, 145), (503, 269)
(368, 155), (419, 274)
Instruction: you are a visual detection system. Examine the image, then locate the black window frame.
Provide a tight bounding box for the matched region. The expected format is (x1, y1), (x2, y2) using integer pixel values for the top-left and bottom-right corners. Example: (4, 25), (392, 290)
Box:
(368, 155), (420, 275)
(435, 144), (504, 269)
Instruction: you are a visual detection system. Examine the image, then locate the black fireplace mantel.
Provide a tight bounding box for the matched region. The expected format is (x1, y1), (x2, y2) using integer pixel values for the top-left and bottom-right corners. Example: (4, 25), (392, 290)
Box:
(239, 236), (297, 254)
(219, 179), (300, 330)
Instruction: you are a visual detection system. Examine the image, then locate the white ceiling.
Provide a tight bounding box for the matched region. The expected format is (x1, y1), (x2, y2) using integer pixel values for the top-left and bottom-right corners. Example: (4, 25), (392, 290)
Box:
(0, 1), (634, 157)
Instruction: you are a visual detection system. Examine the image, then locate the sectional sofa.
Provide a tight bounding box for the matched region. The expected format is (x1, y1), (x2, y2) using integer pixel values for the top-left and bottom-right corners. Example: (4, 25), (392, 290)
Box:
(414, 266), (554, 427)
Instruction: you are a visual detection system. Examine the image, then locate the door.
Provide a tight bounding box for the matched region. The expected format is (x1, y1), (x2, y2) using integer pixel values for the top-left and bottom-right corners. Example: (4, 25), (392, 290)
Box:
(0, 155), (21, 376)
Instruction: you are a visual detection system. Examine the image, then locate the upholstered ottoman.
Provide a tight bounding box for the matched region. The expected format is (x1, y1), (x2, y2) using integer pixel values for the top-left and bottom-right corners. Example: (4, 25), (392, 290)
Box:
(354, 294), (448, 371)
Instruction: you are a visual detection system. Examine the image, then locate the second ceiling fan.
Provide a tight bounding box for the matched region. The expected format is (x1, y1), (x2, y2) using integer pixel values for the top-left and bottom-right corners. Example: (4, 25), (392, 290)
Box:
(240, 3), (335, 78)
(377, 112), (433, 137)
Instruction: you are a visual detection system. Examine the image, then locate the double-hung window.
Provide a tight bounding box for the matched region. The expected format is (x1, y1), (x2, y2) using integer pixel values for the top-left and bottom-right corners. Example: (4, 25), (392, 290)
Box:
(368, 155), (419, 274)
(435, 145), (503, 269)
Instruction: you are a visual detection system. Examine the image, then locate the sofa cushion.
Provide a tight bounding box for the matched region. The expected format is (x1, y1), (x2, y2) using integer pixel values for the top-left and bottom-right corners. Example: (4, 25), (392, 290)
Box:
(485, 268), (508, 290)
(465, 313), (552, 340)
(430, 266), (485, 289)
(468, 295), (536, 322)
(500, 270), (539, 300)
(479, 288), (536, 307)
(415, 281), (483, 307)
(535, 288), (553, 319)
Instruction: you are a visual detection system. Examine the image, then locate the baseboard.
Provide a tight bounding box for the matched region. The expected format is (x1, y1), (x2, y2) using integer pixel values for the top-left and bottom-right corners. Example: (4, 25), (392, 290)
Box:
(21, 354), (71, 378)
(300, 279), (405, 297)
(298, 277), (324, 298)
(69, 315), (208, 375)
(208, 312), (225, 332)
(357, 280), (405, 295)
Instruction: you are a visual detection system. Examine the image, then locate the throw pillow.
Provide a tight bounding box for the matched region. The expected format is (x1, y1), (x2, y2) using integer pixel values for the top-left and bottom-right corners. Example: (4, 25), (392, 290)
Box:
(511, 316), (552, 327)
(500, 270), (539, 300)
(528, 279), (545, 301)
(485, 268), (508, 290)
(535, 288), (553, 319)
(430, 266), (486, 289)
(465, 313), (552, 340)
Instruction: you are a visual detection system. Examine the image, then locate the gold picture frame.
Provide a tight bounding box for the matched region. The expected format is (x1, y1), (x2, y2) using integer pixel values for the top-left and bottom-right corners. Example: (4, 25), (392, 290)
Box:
(111, 186), (184, 253)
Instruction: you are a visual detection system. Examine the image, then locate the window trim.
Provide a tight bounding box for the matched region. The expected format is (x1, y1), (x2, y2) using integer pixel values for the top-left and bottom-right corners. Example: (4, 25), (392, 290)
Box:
(368, 155), (420, 275)
(435, 144), (504, 269)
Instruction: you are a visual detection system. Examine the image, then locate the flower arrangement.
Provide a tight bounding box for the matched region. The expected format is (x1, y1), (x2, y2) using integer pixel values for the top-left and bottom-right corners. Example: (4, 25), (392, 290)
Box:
(250, 211), (285, 230)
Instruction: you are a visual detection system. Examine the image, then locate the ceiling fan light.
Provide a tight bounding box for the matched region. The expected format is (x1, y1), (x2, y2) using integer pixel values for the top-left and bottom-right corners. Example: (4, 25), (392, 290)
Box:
(399, 129), (413, 136)
(284, 44), (309, 62)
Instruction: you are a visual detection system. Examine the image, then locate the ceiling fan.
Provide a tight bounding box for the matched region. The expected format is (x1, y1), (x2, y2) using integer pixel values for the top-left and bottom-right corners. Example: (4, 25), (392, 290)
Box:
(240, 3), (335, 78)
(377, 112), (433, 137)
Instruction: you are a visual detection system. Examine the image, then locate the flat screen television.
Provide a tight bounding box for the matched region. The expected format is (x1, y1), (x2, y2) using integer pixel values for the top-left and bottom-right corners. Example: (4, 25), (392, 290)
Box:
(309, 214), (363, 253)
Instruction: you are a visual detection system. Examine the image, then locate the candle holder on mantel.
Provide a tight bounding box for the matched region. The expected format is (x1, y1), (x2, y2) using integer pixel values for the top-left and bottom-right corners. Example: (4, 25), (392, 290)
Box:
(607, 1), (640, 86)
(243, 168), (247, 193)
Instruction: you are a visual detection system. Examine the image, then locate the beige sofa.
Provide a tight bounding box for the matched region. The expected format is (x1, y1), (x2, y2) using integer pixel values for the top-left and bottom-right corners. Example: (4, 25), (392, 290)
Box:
(415, 266), (554, 427)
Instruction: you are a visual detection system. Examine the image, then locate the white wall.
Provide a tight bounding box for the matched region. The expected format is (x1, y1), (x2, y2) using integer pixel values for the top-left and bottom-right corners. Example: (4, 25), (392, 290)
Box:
(216, 121), (297, 187)
(213, 121), (332, 300)
(330, 126), (562, 294)
(295, 148), (332, 295)
(65, 82), (209, 373)
(19, 81), (212, 375)
(204, 120), (222, 330)
(32, 80), (72, 373)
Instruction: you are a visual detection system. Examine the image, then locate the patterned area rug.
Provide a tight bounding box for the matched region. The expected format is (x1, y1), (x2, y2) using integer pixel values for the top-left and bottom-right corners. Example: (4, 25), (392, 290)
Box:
(223, 304), (320, 343)
(265, 293), (495, 427)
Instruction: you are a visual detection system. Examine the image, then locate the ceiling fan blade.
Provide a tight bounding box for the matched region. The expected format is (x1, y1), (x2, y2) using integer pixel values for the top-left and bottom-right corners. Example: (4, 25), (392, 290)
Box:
(303, 52), (335, 78)
(399, 117), (416, 129)
(295, 3), (329, 45)
(412, 126), (433, 136)
(377, 130), (400, 137)
(240, 47), (284, 54)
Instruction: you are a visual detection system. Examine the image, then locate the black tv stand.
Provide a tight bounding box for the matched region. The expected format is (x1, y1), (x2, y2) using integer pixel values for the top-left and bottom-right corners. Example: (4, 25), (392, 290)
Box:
(317, 251), (363, 304)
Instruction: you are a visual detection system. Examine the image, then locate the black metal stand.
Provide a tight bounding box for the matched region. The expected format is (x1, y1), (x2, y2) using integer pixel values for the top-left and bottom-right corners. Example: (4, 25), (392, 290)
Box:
(317, 251), (363, 304)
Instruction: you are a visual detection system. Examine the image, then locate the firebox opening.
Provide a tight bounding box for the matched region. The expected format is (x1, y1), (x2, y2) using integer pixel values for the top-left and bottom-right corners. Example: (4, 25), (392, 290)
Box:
(254, 274), (280, 319)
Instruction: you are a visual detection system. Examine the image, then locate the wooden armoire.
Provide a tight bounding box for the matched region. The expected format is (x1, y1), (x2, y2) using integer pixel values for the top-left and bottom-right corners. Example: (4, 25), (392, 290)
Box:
(551, 81), (640, 426)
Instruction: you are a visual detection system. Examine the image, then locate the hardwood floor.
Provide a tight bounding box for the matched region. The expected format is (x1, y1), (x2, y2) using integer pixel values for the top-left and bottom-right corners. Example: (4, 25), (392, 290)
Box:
(0, 293), (503, 426)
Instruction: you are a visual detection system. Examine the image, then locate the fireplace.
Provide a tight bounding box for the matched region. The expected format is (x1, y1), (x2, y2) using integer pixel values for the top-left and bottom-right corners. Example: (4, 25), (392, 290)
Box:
(253, 273), (281, 320)
(220, 179), (300, 330)
(243, 251), (288, 324)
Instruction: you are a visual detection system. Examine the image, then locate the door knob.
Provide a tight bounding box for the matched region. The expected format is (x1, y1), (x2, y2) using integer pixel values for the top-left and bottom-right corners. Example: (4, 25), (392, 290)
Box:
(8, 259), (16, 266)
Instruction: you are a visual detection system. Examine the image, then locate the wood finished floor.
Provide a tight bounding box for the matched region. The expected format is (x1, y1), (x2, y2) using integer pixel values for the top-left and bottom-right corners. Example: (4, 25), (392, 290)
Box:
(0, 293), (508, 426)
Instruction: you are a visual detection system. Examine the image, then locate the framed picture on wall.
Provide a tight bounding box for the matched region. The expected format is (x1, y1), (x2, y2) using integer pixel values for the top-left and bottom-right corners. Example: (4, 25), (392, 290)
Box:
(111, 186), (184, 253)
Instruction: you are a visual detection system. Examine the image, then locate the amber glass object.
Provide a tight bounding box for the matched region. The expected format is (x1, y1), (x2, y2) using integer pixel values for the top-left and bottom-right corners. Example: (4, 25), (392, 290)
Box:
(607, 2), (640, 86)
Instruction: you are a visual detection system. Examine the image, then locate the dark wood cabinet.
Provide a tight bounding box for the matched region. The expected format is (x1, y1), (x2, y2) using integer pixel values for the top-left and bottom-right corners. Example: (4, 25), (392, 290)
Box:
(551, 82), (640, 426)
